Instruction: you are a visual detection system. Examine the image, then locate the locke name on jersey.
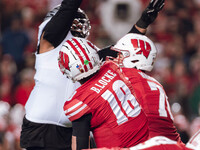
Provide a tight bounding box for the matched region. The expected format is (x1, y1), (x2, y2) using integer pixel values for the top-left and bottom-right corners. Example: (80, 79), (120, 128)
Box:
(91, 70), (117, 94)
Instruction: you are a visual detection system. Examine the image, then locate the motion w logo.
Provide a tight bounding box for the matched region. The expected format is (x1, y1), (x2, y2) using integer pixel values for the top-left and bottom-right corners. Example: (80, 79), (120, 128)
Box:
(131, 39), (151, 58)
(59, 51), (70, 71)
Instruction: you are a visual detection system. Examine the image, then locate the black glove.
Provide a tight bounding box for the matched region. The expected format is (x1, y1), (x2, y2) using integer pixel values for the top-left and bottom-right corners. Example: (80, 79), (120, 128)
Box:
(136, 0), (165, 28)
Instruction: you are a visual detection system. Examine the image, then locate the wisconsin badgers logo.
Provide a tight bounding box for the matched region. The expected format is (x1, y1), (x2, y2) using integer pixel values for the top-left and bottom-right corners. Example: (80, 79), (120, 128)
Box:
(59, 51), (70, 71)
(131, 39), (151, 58)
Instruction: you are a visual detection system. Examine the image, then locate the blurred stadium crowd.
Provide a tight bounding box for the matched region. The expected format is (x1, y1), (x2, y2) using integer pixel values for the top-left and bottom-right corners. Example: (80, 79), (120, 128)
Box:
(0, 0), (200, 149)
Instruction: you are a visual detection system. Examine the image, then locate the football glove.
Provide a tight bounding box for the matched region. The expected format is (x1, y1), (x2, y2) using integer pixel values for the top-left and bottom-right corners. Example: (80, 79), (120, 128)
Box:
(136, 0), (165, 28)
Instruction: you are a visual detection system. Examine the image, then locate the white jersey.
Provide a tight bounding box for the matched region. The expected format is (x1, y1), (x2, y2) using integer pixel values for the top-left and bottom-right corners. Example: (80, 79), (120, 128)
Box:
(25, 19), (81, 127)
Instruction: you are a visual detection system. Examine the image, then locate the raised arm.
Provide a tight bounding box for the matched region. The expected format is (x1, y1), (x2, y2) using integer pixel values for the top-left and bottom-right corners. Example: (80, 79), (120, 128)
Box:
(129, 0), (165, 34)
(39, 0), (82, 53)
(98, 0), (165, 60)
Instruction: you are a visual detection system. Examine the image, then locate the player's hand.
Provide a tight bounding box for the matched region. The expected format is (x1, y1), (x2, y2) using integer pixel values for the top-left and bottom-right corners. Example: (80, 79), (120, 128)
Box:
(136, 0), (165, 28)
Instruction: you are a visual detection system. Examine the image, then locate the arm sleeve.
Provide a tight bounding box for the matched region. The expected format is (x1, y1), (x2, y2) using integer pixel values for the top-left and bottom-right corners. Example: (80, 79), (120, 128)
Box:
(128, 25), (145, 35)
(72, 113), (92, 150)
(43, 0), (82, 48)
(98, 46), (118, 61)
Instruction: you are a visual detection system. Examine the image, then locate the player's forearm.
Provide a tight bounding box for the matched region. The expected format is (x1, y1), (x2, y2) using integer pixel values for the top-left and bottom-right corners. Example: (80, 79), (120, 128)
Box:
(129, 0), (165, 35)
(72, 136), (77, 150)
(72, 114), (92, 150)
(73, 135), (90, 150)
(43, 0), (82, 48)
(72, 135), (90, 150)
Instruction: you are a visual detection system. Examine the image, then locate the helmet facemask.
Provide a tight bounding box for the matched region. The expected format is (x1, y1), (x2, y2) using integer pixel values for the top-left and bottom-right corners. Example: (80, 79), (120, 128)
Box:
(70, 8), (91, 38)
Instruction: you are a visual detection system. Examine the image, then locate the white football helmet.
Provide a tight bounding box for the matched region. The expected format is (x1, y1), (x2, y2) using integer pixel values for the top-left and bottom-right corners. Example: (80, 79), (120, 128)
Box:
(58, 37), (101, 82)
(111, 33), (157, 71)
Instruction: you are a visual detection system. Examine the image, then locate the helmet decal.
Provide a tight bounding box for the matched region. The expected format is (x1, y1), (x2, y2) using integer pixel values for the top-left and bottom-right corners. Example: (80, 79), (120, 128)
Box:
(84, 60), (89, 65)
(76, 64), (84, 73)
(58, 51), (70, 74)
(131, 39), (151, 59)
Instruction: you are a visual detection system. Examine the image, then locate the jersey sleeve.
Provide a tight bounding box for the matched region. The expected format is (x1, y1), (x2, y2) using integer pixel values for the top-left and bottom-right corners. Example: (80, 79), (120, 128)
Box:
(63, 99), (90, 121)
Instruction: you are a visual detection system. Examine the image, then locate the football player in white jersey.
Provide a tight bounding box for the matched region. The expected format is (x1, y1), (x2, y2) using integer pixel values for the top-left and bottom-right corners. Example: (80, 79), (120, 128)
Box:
(20, 0), (164, 150)
(20, 0), (91, 150)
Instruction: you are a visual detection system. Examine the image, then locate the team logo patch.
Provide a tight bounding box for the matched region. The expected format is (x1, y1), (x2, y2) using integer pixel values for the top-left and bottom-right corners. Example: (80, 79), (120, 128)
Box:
(131, 39), (151, 58)
(59, 51), (70, 71)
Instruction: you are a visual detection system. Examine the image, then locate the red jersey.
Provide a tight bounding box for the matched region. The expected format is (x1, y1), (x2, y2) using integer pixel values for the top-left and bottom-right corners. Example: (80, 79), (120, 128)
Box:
(122, 68), (181, 142)
(64, 61), (148, 148)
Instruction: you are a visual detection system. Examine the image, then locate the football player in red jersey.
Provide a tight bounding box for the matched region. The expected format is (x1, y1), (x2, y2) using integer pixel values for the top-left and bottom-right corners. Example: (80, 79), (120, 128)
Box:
(111, 33), (182, 142)
(57, 0), (165, 149)
(58, 37), (149, 150)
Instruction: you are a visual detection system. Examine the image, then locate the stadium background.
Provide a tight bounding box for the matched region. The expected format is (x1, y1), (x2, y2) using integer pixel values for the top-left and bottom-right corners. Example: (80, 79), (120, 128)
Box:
(0, 0), (200, 149)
